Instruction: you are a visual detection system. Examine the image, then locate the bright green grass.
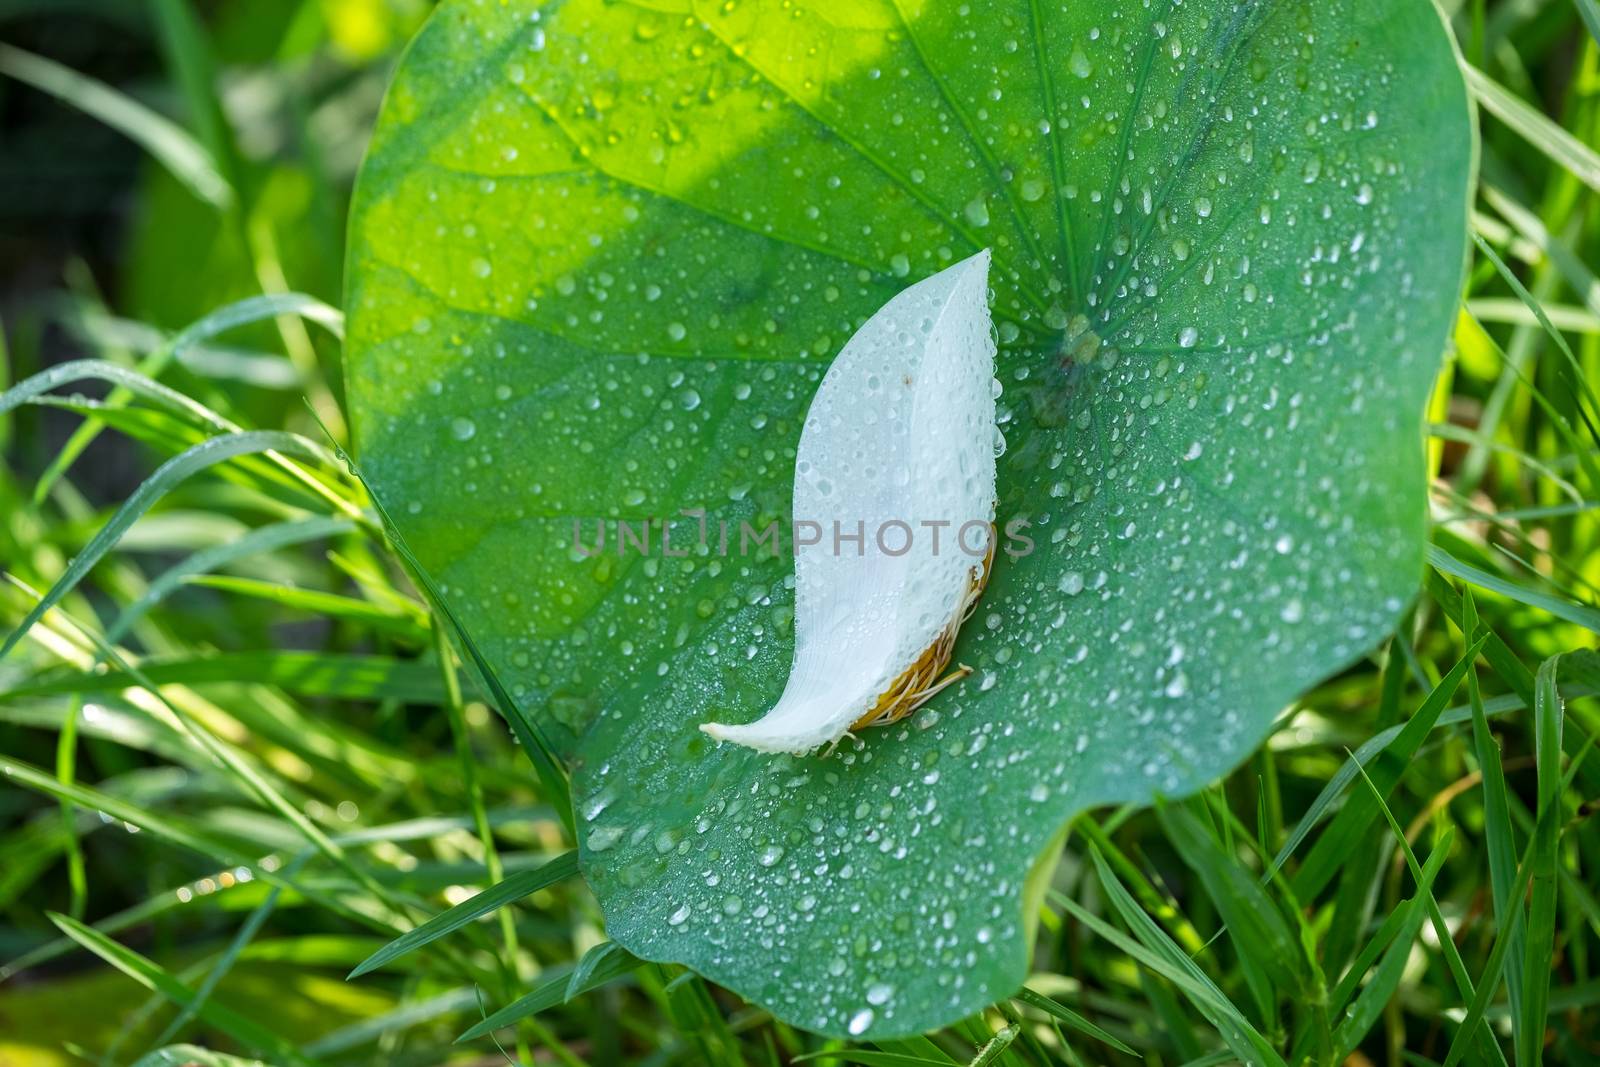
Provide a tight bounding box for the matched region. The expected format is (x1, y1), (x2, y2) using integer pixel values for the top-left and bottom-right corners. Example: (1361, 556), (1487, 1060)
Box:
(1, 0), (1598, 1064)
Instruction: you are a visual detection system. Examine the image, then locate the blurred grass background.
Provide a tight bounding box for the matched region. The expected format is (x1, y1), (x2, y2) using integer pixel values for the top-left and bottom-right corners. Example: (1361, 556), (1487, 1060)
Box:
(0, 0), (1598, 1065)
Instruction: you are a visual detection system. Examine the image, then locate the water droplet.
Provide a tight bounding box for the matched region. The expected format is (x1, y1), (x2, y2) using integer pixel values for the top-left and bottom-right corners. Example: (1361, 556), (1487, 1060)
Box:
(588, 825), (623, 852)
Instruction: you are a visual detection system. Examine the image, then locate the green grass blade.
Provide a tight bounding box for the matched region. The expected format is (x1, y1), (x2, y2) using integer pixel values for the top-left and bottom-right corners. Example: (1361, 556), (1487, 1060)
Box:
(1330, 890), (1429, 1061)
(1425, 570), (1537, 703)
(53, 691), (87, 922)
(1329, 828), (1453, 1060)
(1465, 298), (1600, 333)
(349, 852), (578, 978)
(1012, 987), (1136, 1056)
(1269, 699), (1503, 879)
(1289, 638), (1483, 899)
(1481, 186), (1600, 319)
(1346, 754), (1510, 1067)
(1157, 801), (1306, 995)
(431, 617), (523, 1000)
(1322, 639), (1410, 976)
(171, 292), (344, 347)
(1457, 305), (1600, 494)
(1469, 233), (1600, 446)
(1577, 0), (1600, 42)
(36, 293), (344, 503)
(28, 395), (212, 455)
(967, 1024), (1019, 1067)
(184, 574), (425, 634)
(0, 429), (333, 662)
(0, 796), (524, 984)
(1140, 968), (1204, 1061)
(8, 649), (450, 704)
(0, 43), (231, 208)
(1464, 65), (1600, 193)
(34, 598), (420, 932)
(153, 853), (310, 1048)
(149, 0), (241, 196)
(303, 987), (479, 1056)
(1075, 814), (1206, 953)
(1173, 1054), (1236, 1067)
(1440, 735), (1594, 1067)
(1464, 591), (1524, 1025)
(1427, 543), (1600, 634)
(1072, 851), (1286, 1067)
(105, 516), (358, 643)
(456, 945), (641, 1042)
(2, 359), (362, 522)
(0, 358), (235, 431)
(1442, 836), (1537, 1067)
(1328, 833), (1448, 1012)
(48, 913), (316, 1066)
(1518, 656), (1565, 1067)
(567, 940), (628, 1003)
(54, 303), (298, 388)
(0, 755), (252, 864)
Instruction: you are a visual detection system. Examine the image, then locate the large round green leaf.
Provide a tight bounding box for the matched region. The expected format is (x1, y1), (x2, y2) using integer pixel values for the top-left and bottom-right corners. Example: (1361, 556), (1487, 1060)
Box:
(345, 0), (1472, 1039)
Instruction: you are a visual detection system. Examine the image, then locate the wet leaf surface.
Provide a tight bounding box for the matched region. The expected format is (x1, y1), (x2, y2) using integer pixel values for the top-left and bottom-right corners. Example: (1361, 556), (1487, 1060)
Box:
(345, 0), (1472, 1037)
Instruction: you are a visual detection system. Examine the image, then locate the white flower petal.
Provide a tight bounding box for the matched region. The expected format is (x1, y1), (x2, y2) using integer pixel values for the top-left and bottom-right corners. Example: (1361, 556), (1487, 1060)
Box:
(703, 250), (998, 754)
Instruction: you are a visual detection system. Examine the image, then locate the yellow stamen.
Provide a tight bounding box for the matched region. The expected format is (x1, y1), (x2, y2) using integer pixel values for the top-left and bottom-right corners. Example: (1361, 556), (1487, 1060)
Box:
(849, 534), (995, 732)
